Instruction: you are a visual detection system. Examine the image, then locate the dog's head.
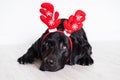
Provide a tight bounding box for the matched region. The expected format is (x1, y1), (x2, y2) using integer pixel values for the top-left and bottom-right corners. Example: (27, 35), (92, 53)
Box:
(40, 32), (70, 71)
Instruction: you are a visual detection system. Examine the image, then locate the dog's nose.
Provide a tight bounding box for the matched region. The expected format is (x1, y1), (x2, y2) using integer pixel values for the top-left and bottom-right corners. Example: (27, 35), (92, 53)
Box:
(46, 59), (54, 66)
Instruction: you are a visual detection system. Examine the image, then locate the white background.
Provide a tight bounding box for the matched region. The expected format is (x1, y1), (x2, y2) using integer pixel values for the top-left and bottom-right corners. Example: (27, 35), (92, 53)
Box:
(0, 0), (120, 45)
(0, 1), (120, 80)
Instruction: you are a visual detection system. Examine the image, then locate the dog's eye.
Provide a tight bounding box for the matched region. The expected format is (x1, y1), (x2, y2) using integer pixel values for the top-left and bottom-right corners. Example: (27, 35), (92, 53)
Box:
(63, 46), (67, 50)
(45, 42), (48, 46)
(42, 42), (49, 50)
(60, 42), (67, 50)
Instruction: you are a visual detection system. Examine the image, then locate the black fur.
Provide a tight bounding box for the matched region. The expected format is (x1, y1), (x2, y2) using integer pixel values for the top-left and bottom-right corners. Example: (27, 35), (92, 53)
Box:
(17, 19), (94, 72)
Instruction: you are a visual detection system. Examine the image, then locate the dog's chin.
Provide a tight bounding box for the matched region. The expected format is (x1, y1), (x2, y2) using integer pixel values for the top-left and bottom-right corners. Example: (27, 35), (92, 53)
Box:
(40, 63), (64, 72)
(40, 67), (63, 72)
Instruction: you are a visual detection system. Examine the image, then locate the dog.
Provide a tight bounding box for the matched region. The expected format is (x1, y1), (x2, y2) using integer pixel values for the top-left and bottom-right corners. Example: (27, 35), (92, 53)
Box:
(17, 3), (94, 72)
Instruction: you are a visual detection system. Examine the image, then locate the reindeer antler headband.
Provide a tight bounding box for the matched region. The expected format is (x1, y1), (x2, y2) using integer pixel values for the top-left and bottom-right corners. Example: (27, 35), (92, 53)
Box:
(40, 2), (86, 36)
(40, 3), (86, 62)
(40, 2), (86, 62)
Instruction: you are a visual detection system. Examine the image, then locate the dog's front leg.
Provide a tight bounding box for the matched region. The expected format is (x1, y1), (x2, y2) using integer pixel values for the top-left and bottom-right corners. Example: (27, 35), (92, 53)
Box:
(17, 45), (38, 64)
(77, 40), (94, 65)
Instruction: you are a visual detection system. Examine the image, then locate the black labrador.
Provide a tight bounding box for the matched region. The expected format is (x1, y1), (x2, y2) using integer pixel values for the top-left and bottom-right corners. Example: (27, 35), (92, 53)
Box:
(17, 19), (94, 72)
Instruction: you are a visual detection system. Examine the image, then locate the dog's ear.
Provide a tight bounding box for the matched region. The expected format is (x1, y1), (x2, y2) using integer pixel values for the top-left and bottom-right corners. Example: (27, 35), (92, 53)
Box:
(68, 29), (89, 65)
(31, 30), (49, 59)
(68, 42), (81, 65)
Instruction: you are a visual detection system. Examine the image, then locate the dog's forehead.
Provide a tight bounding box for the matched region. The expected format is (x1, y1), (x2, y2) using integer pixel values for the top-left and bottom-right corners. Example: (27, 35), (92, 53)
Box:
(46, 32), (67, 41)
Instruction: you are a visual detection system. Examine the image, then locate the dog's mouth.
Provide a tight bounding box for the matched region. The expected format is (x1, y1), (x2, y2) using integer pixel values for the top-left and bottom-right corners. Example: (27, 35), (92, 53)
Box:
(40, 62), (63, 72)
(39, 56), (65, 72)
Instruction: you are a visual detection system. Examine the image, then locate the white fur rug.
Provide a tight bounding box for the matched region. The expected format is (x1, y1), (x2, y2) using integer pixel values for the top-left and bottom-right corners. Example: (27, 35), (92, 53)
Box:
(0, 41), (120, 80)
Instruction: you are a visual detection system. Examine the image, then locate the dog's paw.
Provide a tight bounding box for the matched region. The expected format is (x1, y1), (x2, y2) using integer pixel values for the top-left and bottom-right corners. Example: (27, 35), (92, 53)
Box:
(77, 56), (94, 65)
(17, 56), (34, 64)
